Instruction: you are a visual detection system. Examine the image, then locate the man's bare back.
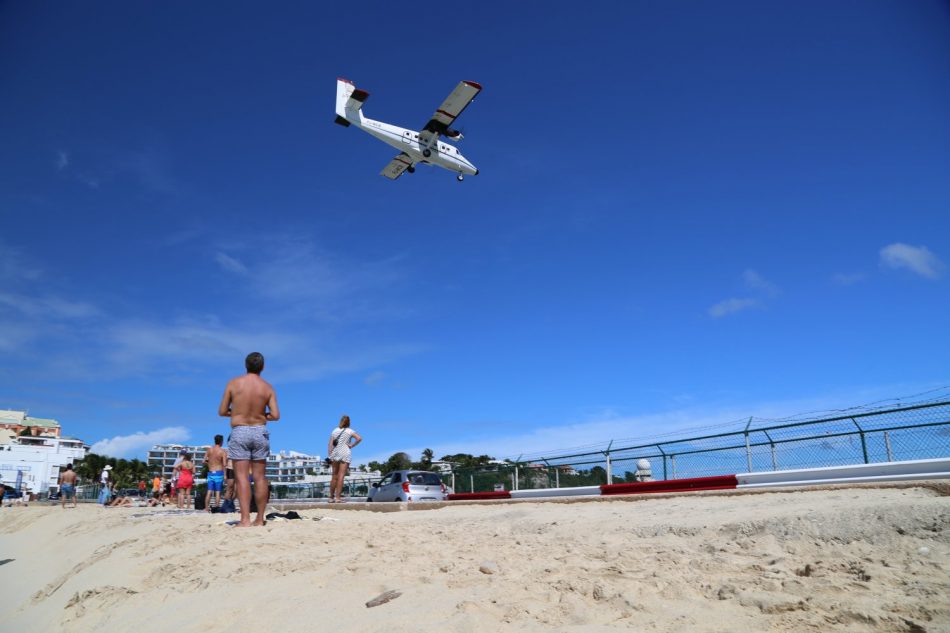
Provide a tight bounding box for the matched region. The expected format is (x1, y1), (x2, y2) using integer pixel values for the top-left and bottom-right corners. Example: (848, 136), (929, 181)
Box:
(205, 444), (228, 471)
(60, 470), (77, 485)
(218, 373), (279, 427)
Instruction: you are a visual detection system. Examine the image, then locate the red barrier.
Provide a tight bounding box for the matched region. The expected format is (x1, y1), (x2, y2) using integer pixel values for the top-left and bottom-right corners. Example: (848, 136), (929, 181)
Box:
(448, 491), (511, 501)
(600, 475), (738, 496)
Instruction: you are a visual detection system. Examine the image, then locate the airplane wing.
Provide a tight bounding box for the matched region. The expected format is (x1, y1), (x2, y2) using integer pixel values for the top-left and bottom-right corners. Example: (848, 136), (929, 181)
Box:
(380, 152), (413, 180)
(419, 80), (482, 146)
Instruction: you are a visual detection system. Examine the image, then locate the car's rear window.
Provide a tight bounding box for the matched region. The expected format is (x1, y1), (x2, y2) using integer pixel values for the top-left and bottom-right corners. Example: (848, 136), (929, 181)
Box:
(408, 472), (442, 486)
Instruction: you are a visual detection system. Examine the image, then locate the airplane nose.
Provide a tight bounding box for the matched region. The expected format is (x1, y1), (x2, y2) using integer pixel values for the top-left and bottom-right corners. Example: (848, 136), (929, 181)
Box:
(475, 169), (479, 176)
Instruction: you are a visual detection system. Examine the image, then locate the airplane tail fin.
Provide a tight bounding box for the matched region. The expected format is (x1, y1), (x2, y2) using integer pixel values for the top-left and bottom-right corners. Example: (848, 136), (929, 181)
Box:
(335, 78), (368, 126)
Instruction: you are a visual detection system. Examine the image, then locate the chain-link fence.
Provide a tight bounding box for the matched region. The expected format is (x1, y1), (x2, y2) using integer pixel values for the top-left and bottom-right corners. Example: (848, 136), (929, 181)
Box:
(447, 401), (950, 493)
(27, 402), (948, 502)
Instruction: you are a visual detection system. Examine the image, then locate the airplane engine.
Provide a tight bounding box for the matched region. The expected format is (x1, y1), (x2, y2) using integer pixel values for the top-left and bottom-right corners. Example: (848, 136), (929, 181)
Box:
(445, 128), (463, 140)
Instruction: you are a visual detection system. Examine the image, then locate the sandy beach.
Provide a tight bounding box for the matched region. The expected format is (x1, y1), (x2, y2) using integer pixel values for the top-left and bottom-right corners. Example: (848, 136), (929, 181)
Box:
(2, 484), (948, 632)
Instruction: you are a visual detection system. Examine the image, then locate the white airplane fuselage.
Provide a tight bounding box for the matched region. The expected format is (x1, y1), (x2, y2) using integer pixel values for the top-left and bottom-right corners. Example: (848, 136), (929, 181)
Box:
(342, 113), (478, 177)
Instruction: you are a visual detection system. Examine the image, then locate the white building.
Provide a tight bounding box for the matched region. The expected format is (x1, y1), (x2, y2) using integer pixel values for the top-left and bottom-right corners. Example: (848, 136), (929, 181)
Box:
(0, 435), (87, 493)
(147, 446), (331, 482)
(147, 444), (210, 478)
(146, 445), (381, 491)
(266, 450), (326, 483)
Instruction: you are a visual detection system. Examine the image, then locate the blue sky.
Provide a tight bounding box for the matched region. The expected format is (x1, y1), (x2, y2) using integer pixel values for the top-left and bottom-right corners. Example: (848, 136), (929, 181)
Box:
(1, 2), (948, 464)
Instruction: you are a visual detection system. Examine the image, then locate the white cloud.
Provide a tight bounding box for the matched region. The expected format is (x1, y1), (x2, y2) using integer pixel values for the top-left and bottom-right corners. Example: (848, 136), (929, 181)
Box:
(742, 269), (779, 296)
(106, 320), (265, 367)
(215, 252), (247, 274)
(62, 144), (175, 193)
(101, 318), (423, 383)
(0, 292), (100, 320)
(832, 273), (865, 286)
(708, 270), (776, 318)
(0, 242), (43, 281)
(90, 426), (190, 458)
(879, 243), (943, 279)
(0, 321), (40, 351)
(364, 371), (386, 386)
(1, 232), (423, 384)
(708, 297), (760, 318)
(212, 234), (410, 322)
(77, 173), (101, 189)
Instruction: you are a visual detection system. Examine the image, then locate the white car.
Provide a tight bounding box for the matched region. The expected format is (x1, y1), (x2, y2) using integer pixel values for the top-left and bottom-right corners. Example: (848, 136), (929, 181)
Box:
(367, 470), (447, 502)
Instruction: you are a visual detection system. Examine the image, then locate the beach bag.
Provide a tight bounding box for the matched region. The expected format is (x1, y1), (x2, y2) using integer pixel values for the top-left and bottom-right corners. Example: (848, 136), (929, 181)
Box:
(219, 498), (236, 513)
(332, 428), (343, 447)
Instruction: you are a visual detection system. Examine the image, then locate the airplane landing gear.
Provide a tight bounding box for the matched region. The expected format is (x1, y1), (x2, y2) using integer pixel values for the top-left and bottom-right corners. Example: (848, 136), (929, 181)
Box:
(422, 149), (432, 157)
(457, 174), (464, 182)
(407, 166), (415, 174)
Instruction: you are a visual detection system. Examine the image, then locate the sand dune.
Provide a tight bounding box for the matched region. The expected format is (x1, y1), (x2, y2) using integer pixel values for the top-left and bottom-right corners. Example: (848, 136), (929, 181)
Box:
(2, 484), (948, 632)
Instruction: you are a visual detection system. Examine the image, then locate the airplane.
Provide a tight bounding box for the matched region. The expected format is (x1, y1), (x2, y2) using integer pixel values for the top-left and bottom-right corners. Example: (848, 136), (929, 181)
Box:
(334, 77), (481, 181)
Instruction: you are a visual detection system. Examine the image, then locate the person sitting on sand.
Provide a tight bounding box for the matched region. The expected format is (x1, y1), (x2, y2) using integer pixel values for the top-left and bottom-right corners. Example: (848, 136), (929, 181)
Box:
(174, 453), (195, 509)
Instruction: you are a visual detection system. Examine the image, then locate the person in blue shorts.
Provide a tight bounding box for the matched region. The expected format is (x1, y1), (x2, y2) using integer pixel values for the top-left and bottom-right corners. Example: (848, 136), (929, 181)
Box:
(204, 434), (228, 512)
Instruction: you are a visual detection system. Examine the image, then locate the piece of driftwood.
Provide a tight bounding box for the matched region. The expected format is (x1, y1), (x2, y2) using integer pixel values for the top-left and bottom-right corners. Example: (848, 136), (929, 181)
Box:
(365, 589), (402, 608)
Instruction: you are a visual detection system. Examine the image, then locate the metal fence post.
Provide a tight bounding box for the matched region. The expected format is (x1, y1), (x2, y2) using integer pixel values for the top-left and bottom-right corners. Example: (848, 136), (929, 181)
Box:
(604, 440), (614, 485)
(656, 444), (667, 480)
(884, 431), (893, 462)
(850, 418), (869, 464)
(541, 459), (554, 488)
(512, 465), (518, 491)
(470, 474), (474, 493)
(744, 417), (753, 473)
(763, 430), (777, 471)
(670, 454), (676, 479)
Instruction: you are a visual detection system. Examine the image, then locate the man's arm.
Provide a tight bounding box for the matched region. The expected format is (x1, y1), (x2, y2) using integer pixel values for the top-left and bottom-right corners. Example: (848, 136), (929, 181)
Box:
(218, 383), (232, 417)
(265, 388), (280, 421)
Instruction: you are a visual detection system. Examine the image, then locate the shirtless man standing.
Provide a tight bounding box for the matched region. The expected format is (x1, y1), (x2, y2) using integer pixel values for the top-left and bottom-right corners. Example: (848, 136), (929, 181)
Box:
(59, 463), (78, 508)
(204, 434), (228, 512)
(218, 352), (279, 527)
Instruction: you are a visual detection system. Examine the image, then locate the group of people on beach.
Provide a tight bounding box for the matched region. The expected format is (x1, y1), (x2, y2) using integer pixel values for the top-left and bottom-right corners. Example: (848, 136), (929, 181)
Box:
(157, 440), (232, 510)
(53, 352), (360, 524)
